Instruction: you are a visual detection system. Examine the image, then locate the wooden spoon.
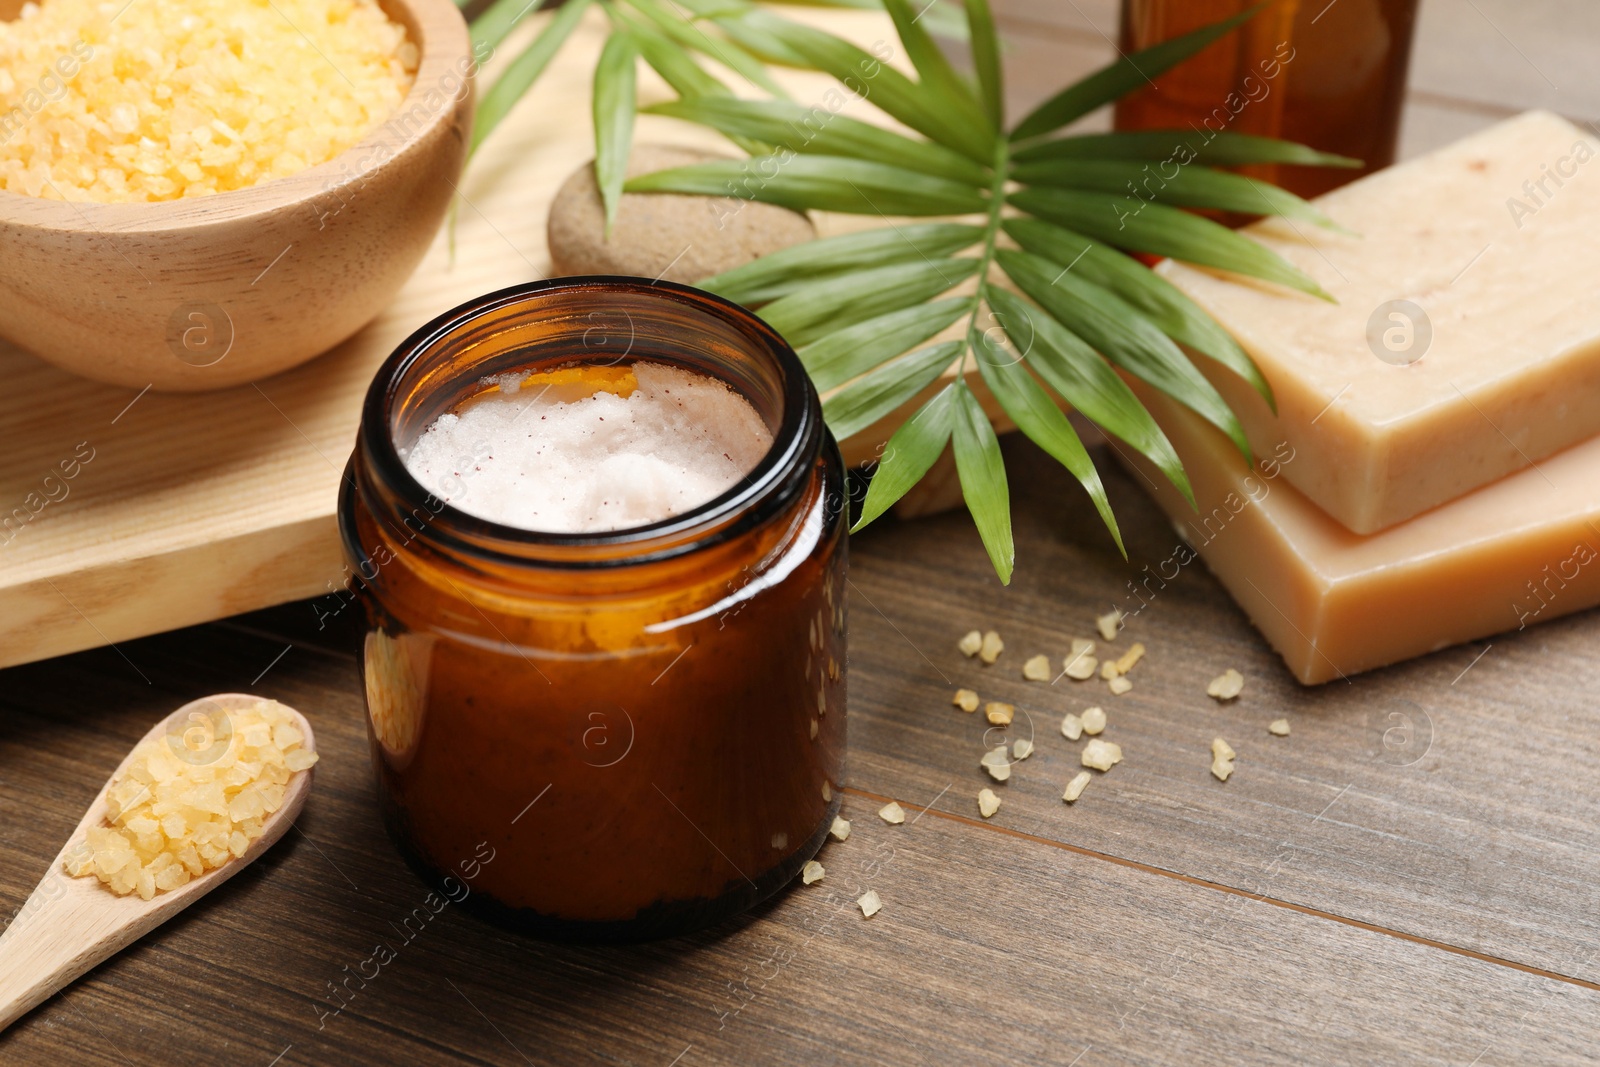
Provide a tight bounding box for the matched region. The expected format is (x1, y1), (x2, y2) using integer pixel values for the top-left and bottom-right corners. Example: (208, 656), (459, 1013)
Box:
(0, 694), (316, 1032)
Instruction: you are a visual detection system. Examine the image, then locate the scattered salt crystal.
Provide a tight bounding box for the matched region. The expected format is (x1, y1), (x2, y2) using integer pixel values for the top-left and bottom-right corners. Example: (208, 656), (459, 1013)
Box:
(1064, 653), (1098, 680)
(952, 688), (980, 712)
(977, 788), (1001, 818)
(978, 630), (1004, 664)
(1108, 676), (1132, 696)
(1096, 610), (1123, 642)
(1207, 669), (1245, 700)
(958, 630), (983, 657)
(980, 746), (1011, 782)
(1269, 719), (1291, 737)
(1080, 706), (1107, 735)
(829, 816), (851, 841)
(1082, 739), (1123, 772)
(984, 701), (1014, 726)
(802, 860), (825, 885)
(878, 802), (906, 825)
(1023, 654), (1051, 681)
(858, 890), (883, 917)
(1061, 714), (1083, 741)
(1211, 737), (1236, 781)
(1012, 738), (1034, 761)
(1062, 771), (1091, 803)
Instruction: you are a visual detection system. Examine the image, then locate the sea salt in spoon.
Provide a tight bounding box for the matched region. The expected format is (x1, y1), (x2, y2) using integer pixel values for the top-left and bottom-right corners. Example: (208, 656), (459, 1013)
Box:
(0, 694), (315, 1032)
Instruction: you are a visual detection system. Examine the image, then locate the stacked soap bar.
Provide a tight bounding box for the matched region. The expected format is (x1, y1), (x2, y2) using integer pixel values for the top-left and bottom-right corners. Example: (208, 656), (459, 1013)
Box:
(1161, 110), (1600, 533)
(1121, 383), (1600, 684)
(1125, 111), (1600, 683)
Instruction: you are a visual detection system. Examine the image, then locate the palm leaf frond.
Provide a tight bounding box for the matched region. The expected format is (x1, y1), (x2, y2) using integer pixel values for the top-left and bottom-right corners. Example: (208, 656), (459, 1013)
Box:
(462, 0), (1357, 582)
(625, 155), (989, 215)
(699, 222), (984, 303)
(1013, 130), (1361, 169)
(1010, 2), (1267, 141)
(823, 340), (964, 441)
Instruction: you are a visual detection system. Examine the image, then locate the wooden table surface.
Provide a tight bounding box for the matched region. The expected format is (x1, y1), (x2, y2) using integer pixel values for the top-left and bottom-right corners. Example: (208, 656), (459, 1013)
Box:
(4, 2), (1598, 1064)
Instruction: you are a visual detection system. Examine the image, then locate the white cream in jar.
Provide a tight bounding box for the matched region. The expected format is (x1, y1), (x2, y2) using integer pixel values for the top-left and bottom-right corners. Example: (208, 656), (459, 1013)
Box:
(401, 362), (773, 533)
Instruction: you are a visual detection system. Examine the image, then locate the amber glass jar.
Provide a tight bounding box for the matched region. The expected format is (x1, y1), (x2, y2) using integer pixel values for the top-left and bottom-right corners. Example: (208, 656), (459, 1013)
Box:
(338, 278), (847, 942)
(1115, 0), (1420, 198)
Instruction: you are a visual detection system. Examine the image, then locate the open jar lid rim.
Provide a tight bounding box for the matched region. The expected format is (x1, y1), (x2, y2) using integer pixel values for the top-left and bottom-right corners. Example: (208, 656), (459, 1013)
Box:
(353, 276), (825, 569)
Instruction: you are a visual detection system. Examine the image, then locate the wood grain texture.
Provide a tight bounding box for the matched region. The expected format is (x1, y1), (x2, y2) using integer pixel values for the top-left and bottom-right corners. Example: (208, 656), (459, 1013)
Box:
(0, 0), (472, 391)
(2, 7), (1598, 1065)
(842, 434), (1600, 987)
(0, 618), (1596, 1065)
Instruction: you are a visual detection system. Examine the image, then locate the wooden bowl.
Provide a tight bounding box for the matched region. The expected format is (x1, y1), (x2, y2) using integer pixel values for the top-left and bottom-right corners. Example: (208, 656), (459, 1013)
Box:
(0, 0), (474, 392)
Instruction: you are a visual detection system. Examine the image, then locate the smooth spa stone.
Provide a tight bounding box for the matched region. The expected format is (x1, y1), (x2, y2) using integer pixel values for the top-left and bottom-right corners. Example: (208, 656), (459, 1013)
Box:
(546, 144), (816, 285)
(1118, 381), (1600, 685)
(1159, 110), (1600, 535)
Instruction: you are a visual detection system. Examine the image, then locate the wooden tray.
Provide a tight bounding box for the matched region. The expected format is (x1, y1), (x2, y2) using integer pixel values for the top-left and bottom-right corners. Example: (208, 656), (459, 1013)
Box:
(0, 6), (1011, 669)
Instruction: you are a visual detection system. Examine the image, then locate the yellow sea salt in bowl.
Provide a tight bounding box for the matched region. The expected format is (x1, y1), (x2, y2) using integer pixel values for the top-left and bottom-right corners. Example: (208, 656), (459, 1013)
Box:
(0, 0), (474, 390)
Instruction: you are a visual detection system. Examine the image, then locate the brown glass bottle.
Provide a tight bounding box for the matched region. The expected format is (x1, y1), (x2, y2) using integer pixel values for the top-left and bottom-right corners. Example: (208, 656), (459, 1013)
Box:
(1115, 0), (1420, 198)
(338, 278), (847, 942)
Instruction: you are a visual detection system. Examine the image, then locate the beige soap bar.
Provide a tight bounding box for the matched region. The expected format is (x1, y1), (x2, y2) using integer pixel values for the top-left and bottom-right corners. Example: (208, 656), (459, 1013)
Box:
(1118, 382), (1600, 685)
(1159, 111), (1600, 534)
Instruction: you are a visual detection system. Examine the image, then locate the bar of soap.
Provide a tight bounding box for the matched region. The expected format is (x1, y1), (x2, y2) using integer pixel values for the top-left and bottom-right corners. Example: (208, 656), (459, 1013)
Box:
(1159, 111), (1600, 534)
(1118, 382), (1600, 685)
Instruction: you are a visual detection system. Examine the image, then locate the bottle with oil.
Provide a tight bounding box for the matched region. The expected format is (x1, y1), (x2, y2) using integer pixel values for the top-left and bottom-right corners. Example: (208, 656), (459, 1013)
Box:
(1115, 0), (1420, 198)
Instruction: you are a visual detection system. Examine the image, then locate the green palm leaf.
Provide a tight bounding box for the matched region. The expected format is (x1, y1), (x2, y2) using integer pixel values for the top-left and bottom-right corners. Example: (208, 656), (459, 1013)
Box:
(470, 0), (592, 157)
(854, 384), (958, 530)
(970, 324), (1120, 554)
(998, 248), (1251, 459)
(1013, 130), (1361, 169)
(963, 0), (1004, 128)
(775, 0), (971, 40)
(644, 98), (991, 184)
(1010, 187), (1333, 301)
(880, 0), (993, 139)
(624, 0), (788, 95)
(710, 10), (810, 65)
(699, 223), (984, 304)
(822, 340), (964, 441)
(986, 287), (1192, 508)
(734, 10), (995, 162)
(1011, 3), (1266, 141)
(471, 0), (546, 56)
(1011, 159), (1346, 231)
(669, 0), (749, 14)
(625, 22), (772, 155)
(951, 381), (1014, 583)
(1002, 216), (1273, 410)
(592, 31), (640, 234)
(630, 20), (734, 98)
(801, 298), (974, 389)
(761, 259), (977, 347)
(462, 0), (1364, 580)
(626, 155), (989, 215)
